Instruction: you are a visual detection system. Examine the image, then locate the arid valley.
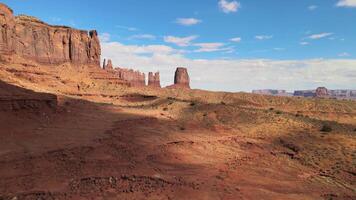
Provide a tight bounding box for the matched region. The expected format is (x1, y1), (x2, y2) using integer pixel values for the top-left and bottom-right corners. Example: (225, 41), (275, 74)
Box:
(0, 2), (355, 200)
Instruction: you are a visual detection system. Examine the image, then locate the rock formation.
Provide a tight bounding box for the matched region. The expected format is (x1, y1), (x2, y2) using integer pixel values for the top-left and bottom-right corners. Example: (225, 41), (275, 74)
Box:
(114, 68), (146, 87)
(148, 72), (161, 88)
(315, 87), (329, 97)
(0, 3), (100, 66)
(166, 67), (190, 89)
(174, 67), (190, 88)
(103, 59), (113, 70)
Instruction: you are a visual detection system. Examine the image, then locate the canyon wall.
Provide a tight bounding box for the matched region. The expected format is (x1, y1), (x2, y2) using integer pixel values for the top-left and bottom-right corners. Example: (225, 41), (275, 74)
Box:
(0, 3), (100, 66)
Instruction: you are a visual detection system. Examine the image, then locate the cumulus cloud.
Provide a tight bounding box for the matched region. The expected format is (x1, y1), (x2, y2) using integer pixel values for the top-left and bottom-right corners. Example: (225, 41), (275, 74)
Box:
(230, 37), (241, 42)
(163, 35), (198, 47)
(219, 0), (241, 13)
(101, 41), (356, 92)
(308, 32), (333, 39)
(129, 34), (156, 40)
(255, 35), (273, 40)
(175, 18), (202, 26)
(336, 0), (356, 7)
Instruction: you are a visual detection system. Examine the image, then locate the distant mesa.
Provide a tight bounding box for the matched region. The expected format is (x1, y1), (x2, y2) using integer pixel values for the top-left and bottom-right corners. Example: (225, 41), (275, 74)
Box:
(148, 72), (161, 88)
(315, 87), (328, 97)
(252, 89), (292, 97)
(253, 87), (356, 100)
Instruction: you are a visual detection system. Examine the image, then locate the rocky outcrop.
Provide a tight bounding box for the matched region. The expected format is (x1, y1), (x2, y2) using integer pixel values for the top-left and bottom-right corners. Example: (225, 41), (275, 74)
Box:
(174, 67), (190, 88)
(103, 59), (113, 70)
(148, 72), (161, 88)
(114, 68), (146, 87)
(0, 3), (100, 66)
(167, 67), (190, 89)
(315, 87), (328, 97)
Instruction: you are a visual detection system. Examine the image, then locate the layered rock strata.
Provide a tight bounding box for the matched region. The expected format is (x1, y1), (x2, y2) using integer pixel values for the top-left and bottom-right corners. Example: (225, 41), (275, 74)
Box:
(114, 68), (146, 87)
(0, 3), (100, 66)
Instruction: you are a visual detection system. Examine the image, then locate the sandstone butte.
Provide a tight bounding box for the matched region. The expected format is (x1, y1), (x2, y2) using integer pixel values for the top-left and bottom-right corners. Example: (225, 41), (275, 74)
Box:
(0, 2), (190, 89)
(167, 67), (190, 89)
(148, 72), (161, 88)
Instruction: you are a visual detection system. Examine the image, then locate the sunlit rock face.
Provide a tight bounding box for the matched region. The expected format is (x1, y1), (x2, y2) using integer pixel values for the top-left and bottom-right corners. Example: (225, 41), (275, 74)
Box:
(172, 67), (190, 89)
(114, 68), (146, 87)
(148, 72), (161, 88)
(0, 3), (101, 66)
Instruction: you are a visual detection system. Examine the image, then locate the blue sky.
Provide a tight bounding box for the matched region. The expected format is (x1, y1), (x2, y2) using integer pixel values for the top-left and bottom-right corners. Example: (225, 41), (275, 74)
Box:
(2, 0), (356, 91)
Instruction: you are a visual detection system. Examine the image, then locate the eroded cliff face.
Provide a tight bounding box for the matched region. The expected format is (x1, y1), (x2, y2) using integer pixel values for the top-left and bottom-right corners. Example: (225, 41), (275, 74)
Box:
(114, 68), (146, 87)
(148, 72), (161, 88)
(0, 3), (100, 66)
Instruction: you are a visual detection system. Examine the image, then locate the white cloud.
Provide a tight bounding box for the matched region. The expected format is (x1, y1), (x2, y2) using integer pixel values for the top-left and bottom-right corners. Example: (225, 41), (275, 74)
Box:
(338, 52), (350, 57)
(308, 32), (333, 40)
(336, 0), (356, 7)
(255, 35), (273, 40)
(300, 41), (309, 46)
(129, 34), (156, 40)
(308, 5), (318, 10)
(273, 48), (285, 51)
(116, 25), (138, 31)
(164, 35), (198, 47)
(99, 33), (111, 43)
(193, 43), (228, 52)
(101, 41), (356, 92)
(175, 18), (202, 26)
(219, 0), (241, 13)
(230, 37), (241, 42)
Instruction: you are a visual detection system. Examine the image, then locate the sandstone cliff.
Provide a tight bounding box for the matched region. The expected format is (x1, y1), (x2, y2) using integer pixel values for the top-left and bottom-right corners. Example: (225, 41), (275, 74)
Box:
(103, 59), (113, 70)
(166, 67), (190, 89)
(0, 3), (100, 66)
(114, 68), (146, 87)
(148, 72), (161, 88)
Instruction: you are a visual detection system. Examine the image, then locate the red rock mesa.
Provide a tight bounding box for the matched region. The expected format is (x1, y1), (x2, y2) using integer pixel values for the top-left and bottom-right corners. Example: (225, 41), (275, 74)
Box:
(148, 72), (161, 88)
(0, 3), (100, 66)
